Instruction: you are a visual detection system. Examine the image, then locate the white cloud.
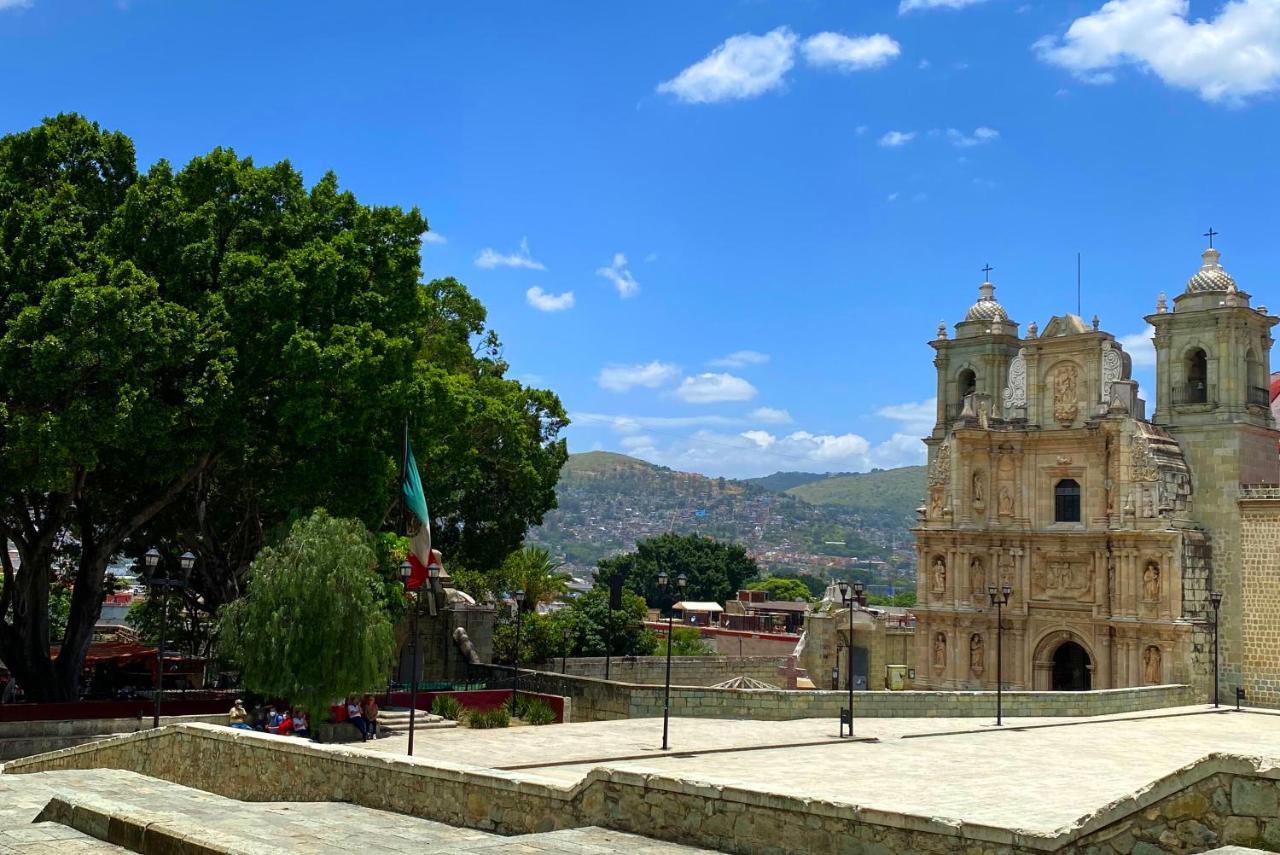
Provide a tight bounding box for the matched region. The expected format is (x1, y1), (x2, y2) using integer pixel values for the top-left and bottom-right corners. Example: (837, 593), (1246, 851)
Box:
(572, 412), (745, 433)
(657, 27), (798, 104)
(596, 361), (681, 393)
(674, 373), (759, 404)
(947, 126), (1000, 147)
(802, 32), (901, 71)
(608, 428), (924, 479)
(423, 231), (447, 245)
(1118, 326), (1156, 368)
(750, 406), (793, 424)
(900, 0), (990, 11)
(876, 398), (938, 435)
(525, 286), (575, 312)
(0, 0), (33, 9)
(597, 253), (640, 298)
(878, 130), (917, 147)
(1034, 0), (1280, 104)
(475, 237), (545, 270)
(887, 192), (900, 202)
(709, 350), (770, 369)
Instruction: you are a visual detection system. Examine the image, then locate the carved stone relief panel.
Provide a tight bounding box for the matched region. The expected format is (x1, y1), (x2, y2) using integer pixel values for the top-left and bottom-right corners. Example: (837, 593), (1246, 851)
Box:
(1030, 555), (1093, 601)
(1003, 348), (1027, 410)
(1053, 363), (1080, 423)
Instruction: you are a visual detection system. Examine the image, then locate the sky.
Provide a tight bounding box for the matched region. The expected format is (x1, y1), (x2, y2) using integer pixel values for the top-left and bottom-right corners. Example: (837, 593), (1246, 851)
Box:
(4, 0), (1280, 479)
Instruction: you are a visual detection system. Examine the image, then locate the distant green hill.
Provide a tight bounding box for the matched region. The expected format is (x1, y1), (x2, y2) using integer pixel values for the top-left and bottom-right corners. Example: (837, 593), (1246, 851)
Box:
(784, 466), (927, 519)
(529, 453), (919, 584)
(742, 471), (832, 492)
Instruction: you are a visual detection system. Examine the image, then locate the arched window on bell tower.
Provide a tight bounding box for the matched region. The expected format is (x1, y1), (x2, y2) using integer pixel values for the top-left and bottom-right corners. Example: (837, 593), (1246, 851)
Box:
(1184, 348), (1208, 404)
(1247, 348), (1265, 406)
(959, 368), (977, 397)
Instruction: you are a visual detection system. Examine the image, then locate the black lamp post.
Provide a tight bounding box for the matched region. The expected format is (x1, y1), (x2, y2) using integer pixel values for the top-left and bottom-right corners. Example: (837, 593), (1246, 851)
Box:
(398, 559), (427, 756)
(145, 548), (194, 729)
(511, 590), (526, 713)
(561, 625), (571, 674)
(657, 569), (687, 751)
(836, 580), (866, 738)
(1210, 590), (1223, 708)
(987, 583), (1012, 726)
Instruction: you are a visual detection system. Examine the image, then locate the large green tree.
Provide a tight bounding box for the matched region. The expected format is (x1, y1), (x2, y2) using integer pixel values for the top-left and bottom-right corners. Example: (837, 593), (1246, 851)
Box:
(596, 533), (759, 607)
(216, 511), (395, 717)
(0, 115), (567, 700)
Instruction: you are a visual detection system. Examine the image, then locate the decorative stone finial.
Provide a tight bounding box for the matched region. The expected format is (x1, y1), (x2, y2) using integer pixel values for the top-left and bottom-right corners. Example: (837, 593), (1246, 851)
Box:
(1186, 246), (1237, 294)
(1226, 282), (1239, 307)
(1027, 320), (1038, 338)
(937, 321), (948, 339)
(1156, 292), (1167, 314)
(1091, 314), (1100, 331)
(1259, 305), (1268, 315)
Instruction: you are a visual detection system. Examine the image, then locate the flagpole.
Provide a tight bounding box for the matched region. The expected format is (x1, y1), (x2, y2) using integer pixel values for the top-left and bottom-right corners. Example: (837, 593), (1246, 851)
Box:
(399, 416), (409, 538)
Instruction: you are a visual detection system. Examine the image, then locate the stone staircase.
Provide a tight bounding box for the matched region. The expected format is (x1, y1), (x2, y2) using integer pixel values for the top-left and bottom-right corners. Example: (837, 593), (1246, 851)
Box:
(0, 768), (716, 854)
(376, 706), (458, 736)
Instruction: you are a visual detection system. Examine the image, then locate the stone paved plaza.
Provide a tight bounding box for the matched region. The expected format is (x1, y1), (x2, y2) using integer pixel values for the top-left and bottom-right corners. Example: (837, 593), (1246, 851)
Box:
(5, 706), (1280, 853)
(367, 706), (1280, 834)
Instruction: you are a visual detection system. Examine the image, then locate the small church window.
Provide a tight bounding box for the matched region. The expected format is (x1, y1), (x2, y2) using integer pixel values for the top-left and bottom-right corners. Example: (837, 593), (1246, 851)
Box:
(958, 369), (977, 398)
(1185, 348), (1208, 404)
(1054, 479), (1081, 523)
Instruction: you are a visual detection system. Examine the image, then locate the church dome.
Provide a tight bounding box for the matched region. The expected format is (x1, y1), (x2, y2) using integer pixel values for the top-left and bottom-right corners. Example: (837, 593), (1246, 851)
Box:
(1185, 247), (1237, 293)
(965, 281), (1008, 321)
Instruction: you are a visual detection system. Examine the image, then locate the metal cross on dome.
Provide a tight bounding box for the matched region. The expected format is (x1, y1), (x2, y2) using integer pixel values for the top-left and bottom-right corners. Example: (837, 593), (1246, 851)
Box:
(982, 264), (994, 280)
(1204, 227), (1218, 248)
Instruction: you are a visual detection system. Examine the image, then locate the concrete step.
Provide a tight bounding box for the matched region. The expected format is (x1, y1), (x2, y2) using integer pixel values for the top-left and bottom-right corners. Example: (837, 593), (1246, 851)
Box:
(377, 709), (457, 732)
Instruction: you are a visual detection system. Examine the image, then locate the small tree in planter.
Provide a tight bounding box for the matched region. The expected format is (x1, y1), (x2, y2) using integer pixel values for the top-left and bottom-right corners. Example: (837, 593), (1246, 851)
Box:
(216, 511), (396, 734)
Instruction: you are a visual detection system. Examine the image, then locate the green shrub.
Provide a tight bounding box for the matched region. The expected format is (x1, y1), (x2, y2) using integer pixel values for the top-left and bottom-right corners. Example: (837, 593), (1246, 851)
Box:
(431, 695), (464, 721)
(467, 706), (510, 729)
(516, 696), (555, 725)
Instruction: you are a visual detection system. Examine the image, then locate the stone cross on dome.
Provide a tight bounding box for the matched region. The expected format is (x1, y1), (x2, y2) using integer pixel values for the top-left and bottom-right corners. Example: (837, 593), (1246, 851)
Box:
(982, 263), (994, 281)
(1204, 227), (1218, 249)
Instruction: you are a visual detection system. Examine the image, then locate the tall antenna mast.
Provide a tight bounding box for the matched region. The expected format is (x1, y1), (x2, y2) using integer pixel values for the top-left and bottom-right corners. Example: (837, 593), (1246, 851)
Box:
(1075, 255), (1085, 318)
(1076, 252), (1082, 316)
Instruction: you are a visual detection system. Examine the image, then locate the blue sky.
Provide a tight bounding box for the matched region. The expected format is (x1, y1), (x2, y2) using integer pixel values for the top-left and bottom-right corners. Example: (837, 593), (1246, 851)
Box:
(4, 0), (1280, 478)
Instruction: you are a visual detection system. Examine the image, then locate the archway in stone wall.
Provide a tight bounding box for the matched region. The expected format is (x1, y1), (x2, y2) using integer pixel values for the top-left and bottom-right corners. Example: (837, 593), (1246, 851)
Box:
(1031, 629), (1097, 690)
(1051, 642), (1092, 691)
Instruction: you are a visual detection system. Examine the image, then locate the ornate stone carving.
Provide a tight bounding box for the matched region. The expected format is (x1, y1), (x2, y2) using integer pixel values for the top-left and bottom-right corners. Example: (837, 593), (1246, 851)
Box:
(1131, 434), (1159, 482)
(1143, 645), (1162, 684)
(932, 632), (947, 671)
(1002, 348), (1027, 409)
(970, 557), (986, 595)
(969, 633), (985, 676)
(972, 471), (985, 509)
(931, 556), (947, 593)
(1053, 364), (1079, 423)
(998, 485), (1014, 517)
(928, 488), (943, 520)
(928, 441), (952, 487)
(1142, 561), (1160, 601)
(1031, 559), (1092, 600)
(1101, 344), (1122, 398)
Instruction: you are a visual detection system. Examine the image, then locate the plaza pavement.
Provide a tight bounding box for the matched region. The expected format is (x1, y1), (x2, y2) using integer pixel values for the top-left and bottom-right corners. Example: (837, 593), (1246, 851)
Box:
(365, 705), (1280, 836)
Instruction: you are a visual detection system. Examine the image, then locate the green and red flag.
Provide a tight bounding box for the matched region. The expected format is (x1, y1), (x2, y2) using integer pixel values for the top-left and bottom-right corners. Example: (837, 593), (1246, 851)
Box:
(401, 440), (433, 589)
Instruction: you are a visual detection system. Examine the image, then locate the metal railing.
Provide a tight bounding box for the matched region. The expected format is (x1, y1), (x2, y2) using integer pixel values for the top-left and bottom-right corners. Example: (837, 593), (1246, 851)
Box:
(1172, 383), (1215, 406)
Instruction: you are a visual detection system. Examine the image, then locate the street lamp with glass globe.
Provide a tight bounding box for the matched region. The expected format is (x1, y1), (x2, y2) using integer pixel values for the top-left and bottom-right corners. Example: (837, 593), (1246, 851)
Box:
(144, 548), (195, 729)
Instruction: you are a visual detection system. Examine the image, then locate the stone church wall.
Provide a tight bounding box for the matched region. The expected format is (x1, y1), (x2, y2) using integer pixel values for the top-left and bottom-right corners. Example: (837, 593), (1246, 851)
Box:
(1239, 491), (1280, 708)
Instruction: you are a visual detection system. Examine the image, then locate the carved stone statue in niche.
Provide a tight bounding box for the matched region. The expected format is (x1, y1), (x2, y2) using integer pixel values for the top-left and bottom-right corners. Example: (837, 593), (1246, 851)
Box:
(1143, 562), (1160, 601)
(933, 632), (947, 671)
(969, 633), (985, 675)
(998, 485), (1014, 517)
(1140, 485), (1155, 519)
(970, 557), (986, 594)
(1143, 645), (1162, 684)
(932, 557), (947, 593)
(929, 488), (943, 519)
(1053, 364), (1079, 423)
(972, 472), (985, 508)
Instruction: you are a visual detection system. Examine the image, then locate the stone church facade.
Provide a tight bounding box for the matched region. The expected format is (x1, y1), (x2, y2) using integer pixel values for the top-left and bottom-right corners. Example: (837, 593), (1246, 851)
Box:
(913, 243), (1280, 697)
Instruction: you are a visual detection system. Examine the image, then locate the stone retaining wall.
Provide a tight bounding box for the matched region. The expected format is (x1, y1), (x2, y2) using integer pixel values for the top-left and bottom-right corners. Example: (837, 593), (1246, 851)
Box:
(0, 714), (223, 762)
(6, 723), (1280, 854)
(491, 666), (1199, 723)
(535, 656), (791, 687)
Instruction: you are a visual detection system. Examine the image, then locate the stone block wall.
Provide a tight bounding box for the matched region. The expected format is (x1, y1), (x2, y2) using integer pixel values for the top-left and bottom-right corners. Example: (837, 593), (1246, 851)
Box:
(7, 723), (1280, 854)
(535, 656), (790, 687)
(1239, 493), (1280, 707)
(494, 666), (1198, 723)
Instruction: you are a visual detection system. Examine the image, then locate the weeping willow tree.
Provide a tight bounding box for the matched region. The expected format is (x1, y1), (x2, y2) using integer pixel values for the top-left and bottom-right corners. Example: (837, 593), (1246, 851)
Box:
(217, 511), (395, 717)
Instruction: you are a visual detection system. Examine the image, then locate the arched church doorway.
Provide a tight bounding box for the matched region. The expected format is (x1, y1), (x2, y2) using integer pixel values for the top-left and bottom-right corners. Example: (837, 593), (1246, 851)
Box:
(1051, 641), (1092, 691)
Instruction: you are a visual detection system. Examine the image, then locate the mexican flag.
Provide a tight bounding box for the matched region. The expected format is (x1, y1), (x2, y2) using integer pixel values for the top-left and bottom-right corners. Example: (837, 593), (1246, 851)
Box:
(401, 440), (433, 590)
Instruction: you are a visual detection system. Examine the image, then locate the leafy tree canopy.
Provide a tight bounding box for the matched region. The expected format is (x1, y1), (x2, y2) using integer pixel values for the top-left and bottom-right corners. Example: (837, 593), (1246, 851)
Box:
(657, 626), (714, 657)
(216, 511), (395, 717)
(0, 115), (566, 699)
(596, 533), (759, 607)
(745, 576), (814, 602)
(493, 587), (658, 665)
